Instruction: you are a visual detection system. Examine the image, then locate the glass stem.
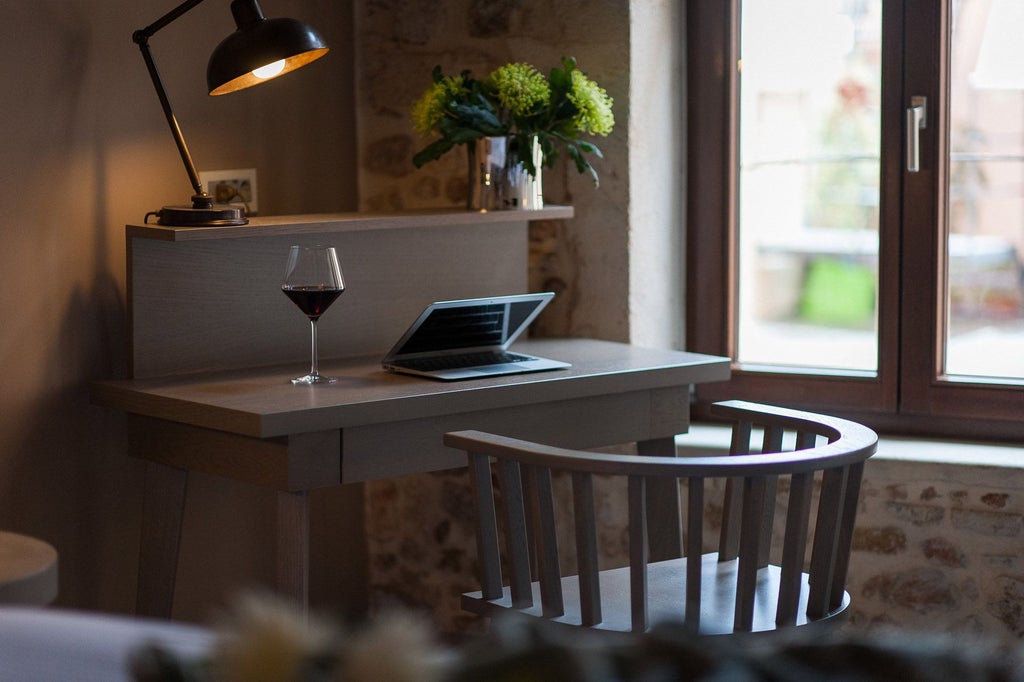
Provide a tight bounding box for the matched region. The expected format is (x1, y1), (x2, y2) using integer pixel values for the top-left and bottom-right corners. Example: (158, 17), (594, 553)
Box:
(308, 317), (320, 379)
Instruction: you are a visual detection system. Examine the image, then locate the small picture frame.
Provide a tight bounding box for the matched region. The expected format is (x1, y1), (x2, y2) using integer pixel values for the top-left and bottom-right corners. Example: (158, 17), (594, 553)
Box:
(200, 168), (258, 216)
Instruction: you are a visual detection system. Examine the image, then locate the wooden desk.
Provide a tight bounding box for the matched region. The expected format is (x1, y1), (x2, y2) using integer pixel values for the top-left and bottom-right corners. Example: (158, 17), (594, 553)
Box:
(92, 338), (729, 617)
(98, 209), (728, 617)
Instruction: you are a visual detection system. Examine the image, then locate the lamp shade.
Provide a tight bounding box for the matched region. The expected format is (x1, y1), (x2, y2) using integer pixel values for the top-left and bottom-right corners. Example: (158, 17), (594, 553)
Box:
(207, 0), (328, 96)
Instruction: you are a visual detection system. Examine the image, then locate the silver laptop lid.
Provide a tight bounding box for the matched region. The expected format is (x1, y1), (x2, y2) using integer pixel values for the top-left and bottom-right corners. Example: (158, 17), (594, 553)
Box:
(382, 292), (554, 363)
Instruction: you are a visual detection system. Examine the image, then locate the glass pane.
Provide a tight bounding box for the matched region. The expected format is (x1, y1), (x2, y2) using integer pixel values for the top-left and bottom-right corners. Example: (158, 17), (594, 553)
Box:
(946, 0), (1024, 380)
(737, 0), (882, 372)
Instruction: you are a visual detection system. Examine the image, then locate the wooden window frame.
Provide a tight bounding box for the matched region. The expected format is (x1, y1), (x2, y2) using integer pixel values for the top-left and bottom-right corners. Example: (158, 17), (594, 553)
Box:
(686, 0), (1024, 441)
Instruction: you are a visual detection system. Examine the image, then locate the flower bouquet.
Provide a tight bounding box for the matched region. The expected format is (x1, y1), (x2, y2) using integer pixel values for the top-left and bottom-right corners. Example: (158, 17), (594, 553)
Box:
(411, 57), (614, 185)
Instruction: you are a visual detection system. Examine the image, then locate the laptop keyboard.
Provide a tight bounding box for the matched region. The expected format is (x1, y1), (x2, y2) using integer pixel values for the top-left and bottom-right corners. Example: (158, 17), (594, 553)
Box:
(391, 351), (533, 372)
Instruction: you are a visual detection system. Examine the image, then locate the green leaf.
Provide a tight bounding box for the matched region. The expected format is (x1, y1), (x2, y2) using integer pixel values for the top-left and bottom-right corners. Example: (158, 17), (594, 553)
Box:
(412, 138), (457, 168)
(577, 140), (603, 158)
(447, 103), (506, 136)
(548, 59), (573, 95)
(509, 133), (539, 177)
(566, 142), (600, 186)
(537, 135), (559, 169)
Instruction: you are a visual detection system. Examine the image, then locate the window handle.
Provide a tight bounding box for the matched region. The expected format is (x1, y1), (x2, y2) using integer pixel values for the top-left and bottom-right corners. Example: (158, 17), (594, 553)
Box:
(906, 96), (927, 173)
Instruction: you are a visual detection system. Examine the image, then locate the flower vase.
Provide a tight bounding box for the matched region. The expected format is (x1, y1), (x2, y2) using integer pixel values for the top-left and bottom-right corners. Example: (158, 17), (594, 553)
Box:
(467, 136), (543, 211)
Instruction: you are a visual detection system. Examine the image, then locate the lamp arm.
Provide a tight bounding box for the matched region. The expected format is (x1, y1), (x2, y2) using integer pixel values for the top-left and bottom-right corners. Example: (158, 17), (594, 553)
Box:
(136, 0), (206, 39)
(132, 0), (210, 200)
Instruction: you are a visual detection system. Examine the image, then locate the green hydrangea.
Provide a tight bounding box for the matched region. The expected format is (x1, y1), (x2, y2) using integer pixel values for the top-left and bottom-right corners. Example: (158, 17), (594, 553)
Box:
(410, 58), (615, 185)
(410, 75), (467, 135)
(568, 71), (615, 136)
(487, 63), (550, 117)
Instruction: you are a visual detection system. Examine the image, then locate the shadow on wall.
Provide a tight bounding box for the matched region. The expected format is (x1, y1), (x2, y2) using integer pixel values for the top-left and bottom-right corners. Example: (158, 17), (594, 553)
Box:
(0, 142), (137, 613)
(0, 242), (138, 611)
(0, 2), (140, 612)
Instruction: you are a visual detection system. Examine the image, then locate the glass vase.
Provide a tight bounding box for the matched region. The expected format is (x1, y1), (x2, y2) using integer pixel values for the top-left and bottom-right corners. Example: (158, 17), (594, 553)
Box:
(467, 136), (543, 211)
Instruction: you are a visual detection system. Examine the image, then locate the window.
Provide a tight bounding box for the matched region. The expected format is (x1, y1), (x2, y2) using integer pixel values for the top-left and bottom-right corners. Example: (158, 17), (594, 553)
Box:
(686, 0), (1024, 440)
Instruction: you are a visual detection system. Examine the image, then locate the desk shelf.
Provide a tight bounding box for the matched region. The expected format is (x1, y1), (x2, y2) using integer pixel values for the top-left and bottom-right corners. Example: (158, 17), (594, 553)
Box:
(126, 206), (574, 242)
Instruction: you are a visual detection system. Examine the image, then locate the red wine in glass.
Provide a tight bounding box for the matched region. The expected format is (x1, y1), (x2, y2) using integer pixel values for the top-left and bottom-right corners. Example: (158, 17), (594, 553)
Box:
(281, 286), (344, 320)
(282, 245), (345, 384)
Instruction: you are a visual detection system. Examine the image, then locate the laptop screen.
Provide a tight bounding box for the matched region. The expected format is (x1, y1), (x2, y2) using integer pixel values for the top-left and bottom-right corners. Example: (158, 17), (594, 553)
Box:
(397, 300), (542, 355)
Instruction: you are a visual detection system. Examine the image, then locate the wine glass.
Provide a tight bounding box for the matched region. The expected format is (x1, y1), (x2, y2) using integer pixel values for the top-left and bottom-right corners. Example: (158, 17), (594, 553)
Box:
(281, 245), (345, 385)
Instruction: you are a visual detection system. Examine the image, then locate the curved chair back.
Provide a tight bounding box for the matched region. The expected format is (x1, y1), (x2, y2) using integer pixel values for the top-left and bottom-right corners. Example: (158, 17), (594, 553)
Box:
(444, 400), (877, 635)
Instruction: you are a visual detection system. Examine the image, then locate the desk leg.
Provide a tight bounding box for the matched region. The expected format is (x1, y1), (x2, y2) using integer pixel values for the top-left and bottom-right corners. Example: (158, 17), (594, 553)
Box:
(638, 437), (683, 561)
(277, 491), (310, 610)
(137, 462), (189, 618)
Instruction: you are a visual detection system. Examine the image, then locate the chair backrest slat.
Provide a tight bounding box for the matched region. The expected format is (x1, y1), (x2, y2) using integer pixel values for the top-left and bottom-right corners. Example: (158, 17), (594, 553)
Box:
(806, 465), (849, 618)
(773, 428), (819, 625)
(521, 464), (540, 582)
(762, 424), (784, 452)
(758, 475), (779, 568)
(735, 475), (768, 631)
(627, 475), (649, 632)
(830, 460), (866, 612)
(572, 471), (602, 626)
(530, 465), (564, 617)
(719, 419), (753, 560)
(468, 452), (503, 600)
(776, 470), (814, 626)
(757, 425), (785, 568)
(498, 459), (533, 608)
(685, 476), (704, 632)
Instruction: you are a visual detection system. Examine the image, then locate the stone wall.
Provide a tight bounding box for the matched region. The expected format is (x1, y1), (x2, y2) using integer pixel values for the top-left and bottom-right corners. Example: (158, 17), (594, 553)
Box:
(848, 453), (1024, 637)
(353, 0), (632, 341)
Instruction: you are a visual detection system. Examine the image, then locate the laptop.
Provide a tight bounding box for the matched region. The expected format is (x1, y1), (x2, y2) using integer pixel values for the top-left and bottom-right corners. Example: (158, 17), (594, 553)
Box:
(382, 293), (571, 380)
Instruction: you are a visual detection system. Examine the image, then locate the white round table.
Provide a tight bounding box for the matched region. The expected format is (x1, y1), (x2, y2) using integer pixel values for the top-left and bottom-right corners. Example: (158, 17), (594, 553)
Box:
(0, 531), (58, 605)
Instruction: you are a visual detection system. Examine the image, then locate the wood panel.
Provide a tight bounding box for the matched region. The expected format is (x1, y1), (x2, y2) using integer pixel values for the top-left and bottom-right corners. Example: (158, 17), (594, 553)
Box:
(135, 463), (187, 617)
(119, 384), (694, 488)
(340, 388), (691, 482)
(127, 211), (577, 378)
(127, 416), (341, 492)
(93, 339), (731, 440)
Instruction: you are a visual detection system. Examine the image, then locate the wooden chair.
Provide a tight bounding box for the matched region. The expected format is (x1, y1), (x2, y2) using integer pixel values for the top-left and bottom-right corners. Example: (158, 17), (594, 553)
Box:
(444, 400), (877, 635)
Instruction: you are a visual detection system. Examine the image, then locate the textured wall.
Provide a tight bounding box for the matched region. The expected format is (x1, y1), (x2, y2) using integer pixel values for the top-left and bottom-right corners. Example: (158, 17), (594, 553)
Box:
(848, 455), (1024, 638)
(354, 0), (631, 342)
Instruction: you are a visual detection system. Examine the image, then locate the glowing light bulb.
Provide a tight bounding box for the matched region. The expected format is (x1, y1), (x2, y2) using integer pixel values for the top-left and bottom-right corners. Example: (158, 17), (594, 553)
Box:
(252, 59), (286, 79)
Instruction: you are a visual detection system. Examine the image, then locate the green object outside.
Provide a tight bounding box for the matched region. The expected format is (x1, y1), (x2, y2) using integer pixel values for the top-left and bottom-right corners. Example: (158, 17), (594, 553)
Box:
(799, 257), (876, 326)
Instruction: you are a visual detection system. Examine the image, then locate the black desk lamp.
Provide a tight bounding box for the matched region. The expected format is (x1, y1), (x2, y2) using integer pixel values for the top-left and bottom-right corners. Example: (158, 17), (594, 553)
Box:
(134, 0), (329, 226)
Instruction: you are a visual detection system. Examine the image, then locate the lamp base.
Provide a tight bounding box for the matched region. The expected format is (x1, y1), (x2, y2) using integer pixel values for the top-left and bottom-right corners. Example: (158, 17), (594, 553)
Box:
(152, 203), (248, 227)
(145, 194), (248, 226)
